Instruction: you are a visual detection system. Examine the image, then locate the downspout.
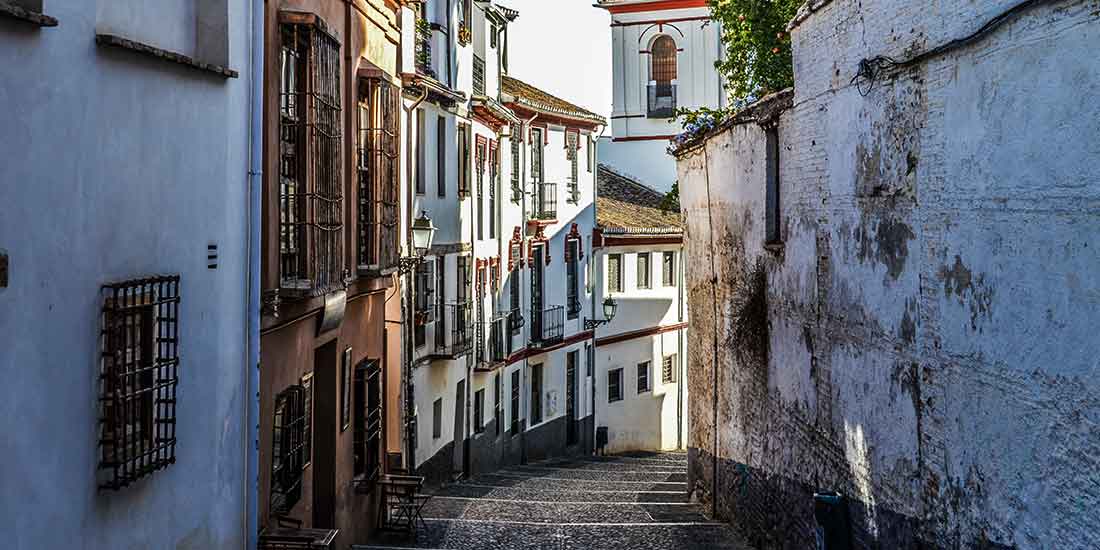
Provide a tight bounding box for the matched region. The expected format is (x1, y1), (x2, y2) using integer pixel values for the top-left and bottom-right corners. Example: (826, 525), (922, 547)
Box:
(676, 240), (684, 450)
(589, 123), (607, 455)
(519, 112), (536, 464)
(466, 123), (474, 479)
(404, 87), (429, 470)
(446, 0), (454, 88)
(702, 145), (720, 519)
(245, 0), (263, 546)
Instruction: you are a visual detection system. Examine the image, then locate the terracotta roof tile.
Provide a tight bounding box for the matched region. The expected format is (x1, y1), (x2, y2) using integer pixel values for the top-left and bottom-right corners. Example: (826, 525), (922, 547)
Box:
(501, 75), (607, 125)
(597, 165), (682, 233)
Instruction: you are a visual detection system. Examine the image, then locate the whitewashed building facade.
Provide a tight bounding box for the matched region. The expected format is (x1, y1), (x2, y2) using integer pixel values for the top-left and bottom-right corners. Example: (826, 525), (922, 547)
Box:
(400, 0), (606, 484)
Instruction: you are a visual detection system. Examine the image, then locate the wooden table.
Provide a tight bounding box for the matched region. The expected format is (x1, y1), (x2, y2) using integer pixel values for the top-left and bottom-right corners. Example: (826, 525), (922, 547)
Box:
(258, 526), (338, 549)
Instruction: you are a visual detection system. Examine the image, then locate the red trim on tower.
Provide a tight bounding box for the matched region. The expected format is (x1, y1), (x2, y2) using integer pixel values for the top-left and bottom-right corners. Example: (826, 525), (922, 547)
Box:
(602, 0), (708, 15)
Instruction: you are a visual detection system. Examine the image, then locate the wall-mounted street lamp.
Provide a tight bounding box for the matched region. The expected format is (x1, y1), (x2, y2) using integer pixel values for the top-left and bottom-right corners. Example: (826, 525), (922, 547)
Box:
(584, 297), (618, 330)
(398, 211), (437, 274)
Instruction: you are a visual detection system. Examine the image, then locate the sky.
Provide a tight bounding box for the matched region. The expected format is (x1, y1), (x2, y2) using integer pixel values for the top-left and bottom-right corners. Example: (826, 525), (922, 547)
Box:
(500, 0), (614, 119)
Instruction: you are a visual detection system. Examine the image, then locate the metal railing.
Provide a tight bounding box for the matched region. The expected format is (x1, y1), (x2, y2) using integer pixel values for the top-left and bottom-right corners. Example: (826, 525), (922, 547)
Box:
(433, 302), (473, 358)
(509, 307), (523, 335)
(647, 83), (677, 119)
(530, 305), (564, 346)
(532, 181), (557, 220)
(476, 313), (511, 370)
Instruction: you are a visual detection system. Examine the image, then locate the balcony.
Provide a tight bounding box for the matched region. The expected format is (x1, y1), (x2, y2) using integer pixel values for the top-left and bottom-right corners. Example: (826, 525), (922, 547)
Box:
(530, 305), (564, 347)
(429, 302), (473, 359)
(415, 18), (434, 78)
(532, 181), (557, 221)
(476, 314), (512, 372)
(647, 83), (677, 119)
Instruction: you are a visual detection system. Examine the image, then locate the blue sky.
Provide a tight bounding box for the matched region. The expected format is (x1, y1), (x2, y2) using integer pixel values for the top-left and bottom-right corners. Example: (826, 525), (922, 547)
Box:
(501, 0), (614, 119)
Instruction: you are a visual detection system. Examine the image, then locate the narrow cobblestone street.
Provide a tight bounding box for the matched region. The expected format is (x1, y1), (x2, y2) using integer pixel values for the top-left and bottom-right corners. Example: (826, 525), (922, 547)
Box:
(364, 452), (752, 550)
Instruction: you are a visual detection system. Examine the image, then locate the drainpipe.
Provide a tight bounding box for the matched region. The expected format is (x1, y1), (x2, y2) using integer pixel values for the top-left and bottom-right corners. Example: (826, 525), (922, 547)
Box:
(676, 242), (684, 450)
(702, 146), (720, 519)
(589, 124), (607, 456)
(518, 113), (537, 465)
(404, 88), (429, 470)
(245, 0), (263, 547)
(446, 0), (454, 88)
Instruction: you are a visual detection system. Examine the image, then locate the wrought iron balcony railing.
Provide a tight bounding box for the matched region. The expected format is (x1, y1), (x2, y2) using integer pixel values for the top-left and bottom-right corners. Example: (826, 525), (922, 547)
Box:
(415, 18), (433, 78)
(431, 302), (473, 359)
(530, 305), (564, 346)
(476, 313), (511, 371)
(532, 181), (557, 220)
(647, 83), (677, 119)
(473, 55), (486, 96)
(509, 307), (523, 335)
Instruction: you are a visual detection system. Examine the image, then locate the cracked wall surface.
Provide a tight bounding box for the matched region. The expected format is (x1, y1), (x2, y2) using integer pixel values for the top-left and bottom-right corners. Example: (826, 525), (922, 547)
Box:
(676, 0), (1100, 548)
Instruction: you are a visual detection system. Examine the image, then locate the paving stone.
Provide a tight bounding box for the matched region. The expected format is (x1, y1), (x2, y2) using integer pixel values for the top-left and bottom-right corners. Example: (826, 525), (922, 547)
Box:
(365, 453), (754, 550)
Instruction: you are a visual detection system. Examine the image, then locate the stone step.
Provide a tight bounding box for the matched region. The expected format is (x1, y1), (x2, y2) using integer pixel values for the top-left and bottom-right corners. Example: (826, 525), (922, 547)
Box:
(471, 473), (688, 493)
(421, 498), (711, 524)
(432, 484), (690, 504)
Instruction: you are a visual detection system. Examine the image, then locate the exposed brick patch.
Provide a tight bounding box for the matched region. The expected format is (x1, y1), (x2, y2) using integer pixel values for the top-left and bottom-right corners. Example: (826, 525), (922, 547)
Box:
(95, 34), (239, 78)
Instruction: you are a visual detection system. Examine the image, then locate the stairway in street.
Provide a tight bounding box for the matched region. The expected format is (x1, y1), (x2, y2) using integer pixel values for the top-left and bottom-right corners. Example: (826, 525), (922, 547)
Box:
(361, 452), (753, 550)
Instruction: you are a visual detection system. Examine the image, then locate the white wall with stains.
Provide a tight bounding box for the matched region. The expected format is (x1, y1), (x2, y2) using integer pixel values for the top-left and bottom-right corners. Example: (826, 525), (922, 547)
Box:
(675, 0), (1100, 548)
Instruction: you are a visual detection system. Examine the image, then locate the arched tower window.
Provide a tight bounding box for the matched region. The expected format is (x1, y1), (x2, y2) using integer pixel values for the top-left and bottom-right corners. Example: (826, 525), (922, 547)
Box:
(648, 35), (677, 117)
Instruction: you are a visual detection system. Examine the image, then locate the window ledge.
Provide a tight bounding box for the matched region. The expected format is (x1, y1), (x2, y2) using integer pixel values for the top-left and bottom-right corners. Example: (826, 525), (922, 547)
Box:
(95, 34), (239, 78)
(0, 2), (57, 27)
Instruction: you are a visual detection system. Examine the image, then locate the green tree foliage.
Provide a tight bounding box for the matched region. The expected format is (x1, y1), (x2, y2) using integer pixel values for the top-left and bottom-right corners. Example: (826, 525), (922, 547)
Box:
(710, 0), (801, 102)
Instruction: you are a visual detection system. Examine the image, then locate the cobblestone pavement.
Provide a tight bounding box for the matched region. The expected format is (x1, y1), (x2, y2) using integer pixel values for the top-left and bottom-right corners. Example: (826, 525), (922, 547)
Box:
(361, 452), (754, 550)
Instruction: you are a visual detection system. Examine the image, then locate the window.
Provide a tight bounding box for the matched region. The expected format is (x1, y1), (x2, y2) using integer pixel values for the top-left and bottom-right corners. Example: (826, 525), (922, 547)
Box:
(98, 276), (180, 490)
(432, 398), (443, 439)
(608, 368), (623, 403)
(437, 115), (447, 197)
(566, 240), (580, 319)
(476, 139), (485, 239)
(494, 373), (503, 436)
(637, 252), (651, 289)
(637, 361), (651, 393)
(648, 35), (677, 118)
(353, 359), (382, 484)
(766, 125), (782, 245)
(510, 137), (521, 203)
(566, 132), (579, 203)
(357, 75), (400, 270)
(341, 347), (352, 430)
(415, 110), (425, 194)
(457, 256), (469, 304)
(280, 22), (343, 288)
(489, 143), (498, 239)
(473, 54), (486, 96)
(301, 373), (313, 466)
(436, 257), (447, 348)
(530, 364), (543, 425)
(510, 370), (520, 435)
(458, 124), (470, 195)
(271, 385), (306, 513)
(607, 253), (623, 293)
(587, 136), (595, 173)
(414, 260), (432, 347)
(509, 259), (521, 335)
(586, 343), (593, 376)
(530, 128), (544, 183)
(663, 251), (676, 287)
(662, 355), (677, 384)
(474, 389), (485, 434)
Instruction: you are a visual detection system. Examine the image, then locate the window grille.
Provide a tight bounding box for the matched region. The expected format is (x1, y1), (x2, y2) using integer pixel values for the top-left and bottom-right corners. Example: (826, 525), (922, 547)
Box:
(530, 364), (543, 425)
(608, 253), (623, 293)
(566, 240), (580, 319)
(473, 55), (486, 96)
(477, 141), (485, 239)
(436, 257), (447, 348)
(510, 370), (520, 435)
(662, 355), (676, 383)
(272, 385), (307, 514)
(530, 128), (543, 184)
(353, 359), (383, 487)
(358, 77), (400, 271)
(279, 22), (343, 291)
(637, 252), (651, 289)
(608, 368), (623, 403)
(663, 251), (675, 286)
(414, 260), (432, 347)
(509, 261), (522, 335)
(489, 144), (498, 238)
(474, 389), (485, 433)
(98, 275), (180, 491)
(510, 138), (521, 203)
(458, 124), (470, 195)
(566, 132), (579, 203)
(648, 36), (678, 118)
(637, 361), (651, 393)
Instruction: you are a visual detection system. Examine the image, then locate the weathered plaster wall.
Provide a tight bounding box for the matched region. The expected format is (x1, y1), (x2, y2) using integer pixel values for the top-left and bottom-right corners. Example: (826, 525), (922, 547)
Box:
(677, 0), (1100, 548)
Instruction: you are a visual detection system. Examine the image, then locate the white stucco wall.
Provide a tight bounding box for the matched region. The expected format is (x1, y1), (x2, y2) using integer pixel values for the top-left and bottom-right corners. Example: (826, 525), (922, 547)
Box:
(0, 3), (251, 548)
(676, 0), (1100, 547)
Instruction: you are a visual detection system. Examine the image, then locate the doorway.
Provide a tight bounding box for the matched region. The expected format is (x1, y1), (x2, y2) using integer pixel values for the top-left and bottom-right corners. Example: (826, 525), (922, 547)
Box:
(451, 379), (466, 479)
(566, 351), (577, 447)
(311, 341), (338, 528)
